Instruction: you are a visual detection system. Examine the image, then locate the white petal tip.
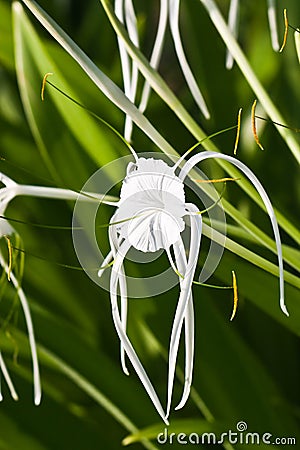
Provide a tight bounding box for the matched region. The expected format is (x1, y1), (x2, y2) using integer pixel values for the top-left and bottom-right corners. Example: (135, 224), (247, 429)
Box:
(34, 386), (42, 405)
(34, 395), (41, 406)
(271, 41), (280, 52)
(13, 394), (19, 402)
(174, 389), (190, 411)
(203, 109), (211, 120)
(163, 416), (170, 426)
(174, 398), (187, 411)
(280, 302), (289, 317)
(121, 358), (129, 376)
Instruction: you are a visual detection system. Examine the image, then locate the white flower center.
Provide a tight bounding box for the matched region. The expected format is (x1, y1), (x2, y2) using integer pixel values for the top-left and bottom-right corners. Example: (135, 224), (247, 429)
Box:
(116, 158), (186, 252)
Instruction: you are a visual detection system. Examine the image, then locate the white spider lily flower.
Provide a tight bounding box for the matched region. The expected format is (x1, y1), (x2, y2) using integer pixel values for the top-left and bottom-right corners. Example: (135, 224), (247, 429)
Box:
(98, 148), (287, 422)
(226, 0), (280, 68)
(98, 157), (202, 422)
(115, 0), (209, 142)
(0, 172), (113, 404)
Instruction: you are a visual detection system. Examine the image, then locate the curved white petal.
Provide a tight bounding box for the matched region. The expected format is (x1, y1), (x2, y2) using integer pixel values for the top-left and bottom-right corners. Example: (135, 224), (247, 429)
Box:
(226, 0), (239, 69)
(0, 252), (41, 405)
(110, 240), (168, 423)
(139, 0), (168, 112)
(173, 237), (194, 410)
(109, 213), (129, 375)
(169, 0), (210, 118)
(97, 249), (114, 277)
(179, 151), (288, 316)
(124, 0), (139, 141)
(267, 0), (280, 51)
(0, 351), (19, 401)
(115, 0), (132, 96)
(165, 204), (202, 419)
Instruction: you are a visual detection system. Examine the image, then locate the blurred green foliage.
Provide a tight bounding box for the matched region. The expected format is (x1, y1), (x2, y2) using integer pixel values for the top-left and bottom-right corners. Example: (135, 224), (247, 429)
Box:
(0, 0), (299, 449)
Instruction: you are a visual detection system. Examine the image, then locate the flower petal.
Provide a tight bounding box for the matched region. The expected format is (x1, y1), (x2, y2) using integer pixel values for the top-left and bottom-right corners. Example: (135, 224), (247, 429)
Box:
(110, 240), (168, 423)
(267, 0), (280, 51)
(109, 213), (129, 375)
(0, 351), (19, 401)
(173, 237), (194, 410)
(179, 151), (288, 316)
(0, 252), (41, 405)
(165, 203), (202, 418)
(169, 0), (210, 118)
(139, 0), (168, 112)
(226, 0), (240, 69)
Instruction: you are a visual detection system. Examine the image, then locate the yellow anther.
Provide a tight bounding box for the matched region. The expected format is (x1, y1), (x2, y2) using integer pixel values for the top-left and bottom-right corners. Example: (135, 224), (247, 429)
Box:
(234, 108), (242, 155)
(279, 9), (289, 53)
(195, 177), (240, 183)
(230, 270), (238, 321)
(251, 100), (264, 151)
(41, 72), (53, 101)
(4, 235), (13, 281)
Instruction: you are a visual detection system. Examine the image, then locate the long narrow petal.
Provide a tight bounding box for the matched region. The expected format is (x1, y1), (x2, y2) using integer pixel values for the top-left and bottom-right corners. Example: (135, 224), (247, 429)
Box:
(0, 351), (19, 401)
(173, 237), (195, 410)
(98, 249), (114, 277)
(267, 0), (280, 51)
(110, 240), (168, 423)
(165, 204), (202, 418)
(109, 214), (129, 375)
(179, 151), (287, 316)
(115, 0), (132, 95)
(225, 0), (239, 69)
(169, 0), (210, 118)
(0, 253), (41, 405)
(124, 0), (139, 141)
(139, 0), (168, 112)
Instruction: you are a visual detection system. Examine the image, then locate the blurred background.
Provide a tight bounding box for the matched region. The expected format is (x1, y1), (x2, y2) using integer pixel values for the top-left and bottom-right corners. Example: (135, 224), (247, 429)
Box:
(0, 0), (299, 448)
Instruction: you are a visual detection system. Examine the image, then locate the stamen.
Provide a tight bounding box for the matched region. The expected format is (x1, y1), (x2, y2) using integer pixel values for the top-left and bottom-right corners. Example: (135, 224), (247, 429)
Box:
(195, 181), (228, 215)
(255, 115), (300, 132)
(234, 108), (242, 155)
(230, 270), (238, 321)
(10, 245), (90, 271)
(41, 72), (53, 101)
(173, 124), (238, 171)
(4, 236), (13, 281)
(44, 79), (138, 161)
(251, 100), (264, 150)
(279, 9), (288, 53)
(194, 177), (240, 183)
(193, 280), (232, 289)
